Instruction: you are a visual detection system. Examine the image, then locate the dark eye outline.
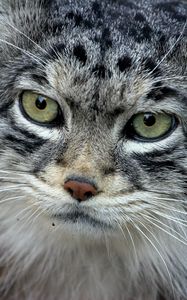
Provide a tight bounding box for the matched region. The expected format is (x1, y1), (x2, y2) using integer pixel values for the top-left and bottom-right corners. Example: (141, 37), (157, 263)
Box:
(124, 112), (178, 142)
(19, 91), (64, 128)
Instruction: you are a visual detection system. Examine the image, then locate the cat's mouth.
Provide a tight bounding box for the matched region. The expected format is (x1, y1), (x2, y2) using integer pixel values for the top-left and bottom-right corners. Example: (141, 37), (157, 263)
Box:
(52, 207), (111, 229)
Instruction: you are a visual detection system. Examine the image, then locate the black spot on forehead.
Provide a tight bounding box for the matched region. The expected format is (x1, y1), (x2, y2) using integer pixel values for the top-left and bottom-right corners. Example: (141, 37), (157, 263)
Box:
(158, 34), (167, 47)
(128, 24), (153, 43)
(134, 13), (146, 22)
(143, 58), (161, 77)
(83, 19), (93, 29)
(64, 10), (93, 29)
(92, 64), (106, 79)
(65, 11), (83, 26)
(142, 24), (153, 40)
(128, 27), (138, 39)
(92, 1), (103, 18)
(172, 14), (186, 23)
(73, 45), (87, 65)
(117, 56), (132, 72)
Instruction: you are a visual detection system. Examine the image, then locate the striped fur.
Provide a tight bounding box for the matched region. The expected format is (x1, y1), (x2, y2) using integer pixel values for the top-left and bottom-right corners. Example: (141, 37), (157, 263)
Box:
(0, 0), (186, 299)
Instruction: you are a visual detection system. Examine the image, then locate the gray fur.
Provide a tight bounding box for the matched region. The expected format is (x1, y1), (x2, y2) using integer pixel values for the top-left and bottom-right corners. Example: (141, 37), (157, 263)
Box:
(0, 0), (186, 299)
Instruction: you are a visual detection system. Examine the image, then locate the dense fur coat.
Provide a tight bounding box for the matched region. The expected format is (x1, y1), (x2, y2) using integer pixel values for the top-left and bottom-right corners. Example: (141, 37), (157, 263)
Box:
(0, 0), (186, 299)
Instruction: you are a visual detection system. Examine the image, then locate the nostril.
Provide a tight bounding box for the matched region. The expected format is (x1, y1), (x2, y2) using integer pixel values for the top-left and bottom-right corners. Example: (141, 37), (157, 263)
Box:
(67, 188), (74, 197)
(84, 191), (94, 200)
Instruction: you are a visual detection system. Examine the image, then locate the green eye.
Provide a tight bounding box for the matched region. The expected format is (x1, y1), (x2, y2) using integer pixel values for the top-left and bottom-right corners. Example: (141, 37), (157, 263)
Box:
(130, 112), (177, 141)
(20, 91), (60, 125)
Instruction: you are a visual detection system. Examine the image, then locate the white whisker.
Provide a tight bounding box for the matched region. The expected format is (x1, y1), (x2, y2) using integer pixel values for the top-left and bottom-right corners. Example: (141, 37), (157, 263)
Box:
(0, 177), (22, 181)
(153, 211), (187, 226)
(103, 230), (111, 259)
(118, 217), (139, 265)
(5, 22), (49, 56)
(151, 195), (187, 204)
(0, 195), (25, 204)
(141, 213), (187, 246)
(14, 203), (39, 220)
(0, 39), (46, 66)
(151, 76), (187, 84)
(0, 170), (27, 176)
(0, 185), (27, 192)
(24, 207), (41, 225)
(146, 21), (187, 78)
(132, 216), (175, 298)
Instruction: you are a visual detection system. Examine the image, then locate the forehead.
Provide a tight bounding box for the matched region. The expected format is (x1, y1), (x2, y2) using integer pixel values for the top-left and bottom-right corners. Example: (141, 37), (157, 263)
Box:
(31, 0), (185, 110)
(44, 56), (154, 116)
(12, 0), (186, 116)
(46, 0), (187, 39)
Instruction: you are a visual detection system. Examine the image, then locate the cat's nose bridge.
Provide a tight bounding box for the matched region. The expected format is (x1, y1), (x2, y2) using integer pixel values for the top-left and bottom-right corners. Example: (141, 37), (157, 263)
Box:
(65, 148), (100, 179)
(61, 142), (110, 190)
(64, 142), (102, 172)
(60, 138), (115, 190)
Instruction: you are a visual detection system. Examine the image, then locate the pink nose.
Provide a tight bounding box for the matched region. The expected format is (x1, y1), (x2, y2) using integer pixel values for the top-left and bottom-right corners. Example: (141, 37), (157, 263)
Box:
(64, 179), (97, 202)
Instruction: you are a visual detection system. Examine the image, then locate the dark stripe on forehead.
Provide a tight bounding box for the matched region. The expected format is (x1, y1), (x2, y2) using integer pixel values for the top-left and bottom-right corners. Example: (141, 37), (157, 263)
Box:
(101, 28), (113, 50)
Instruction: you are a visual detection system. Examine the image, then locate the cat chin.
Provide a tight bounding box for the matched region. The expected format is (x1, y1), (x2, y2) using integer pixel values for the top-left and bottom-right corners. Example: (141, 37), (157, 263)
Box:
(1, 205), (187, 300)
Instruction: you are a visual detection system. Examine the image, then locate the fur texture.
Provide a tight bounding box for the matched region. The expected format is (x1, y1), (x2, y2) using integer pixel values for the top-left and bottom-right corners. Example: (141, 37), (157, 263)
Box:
(0, 0), (186, 299)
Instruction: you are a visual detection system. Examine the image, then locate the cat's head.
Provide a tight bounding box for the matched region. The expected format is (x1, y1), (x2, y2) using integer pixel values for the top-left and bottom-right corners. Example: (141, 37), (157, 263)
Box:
(0, 0), (186, 244)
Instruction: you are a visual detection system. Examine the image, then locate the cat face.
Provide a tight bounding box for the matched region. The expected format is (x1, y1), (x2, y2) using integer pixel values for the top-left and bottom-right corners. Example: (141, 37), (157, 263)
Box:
(0, 0), (186, 239)
(0, 2), (187, 300)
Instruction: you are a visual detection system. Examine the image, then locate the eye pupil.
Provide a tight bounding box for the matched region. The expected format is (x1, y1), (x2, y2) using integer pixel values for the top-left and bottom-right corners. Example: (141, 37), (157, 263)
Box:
(143, 113), (156, 127)
(35, 96), (47, 110)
